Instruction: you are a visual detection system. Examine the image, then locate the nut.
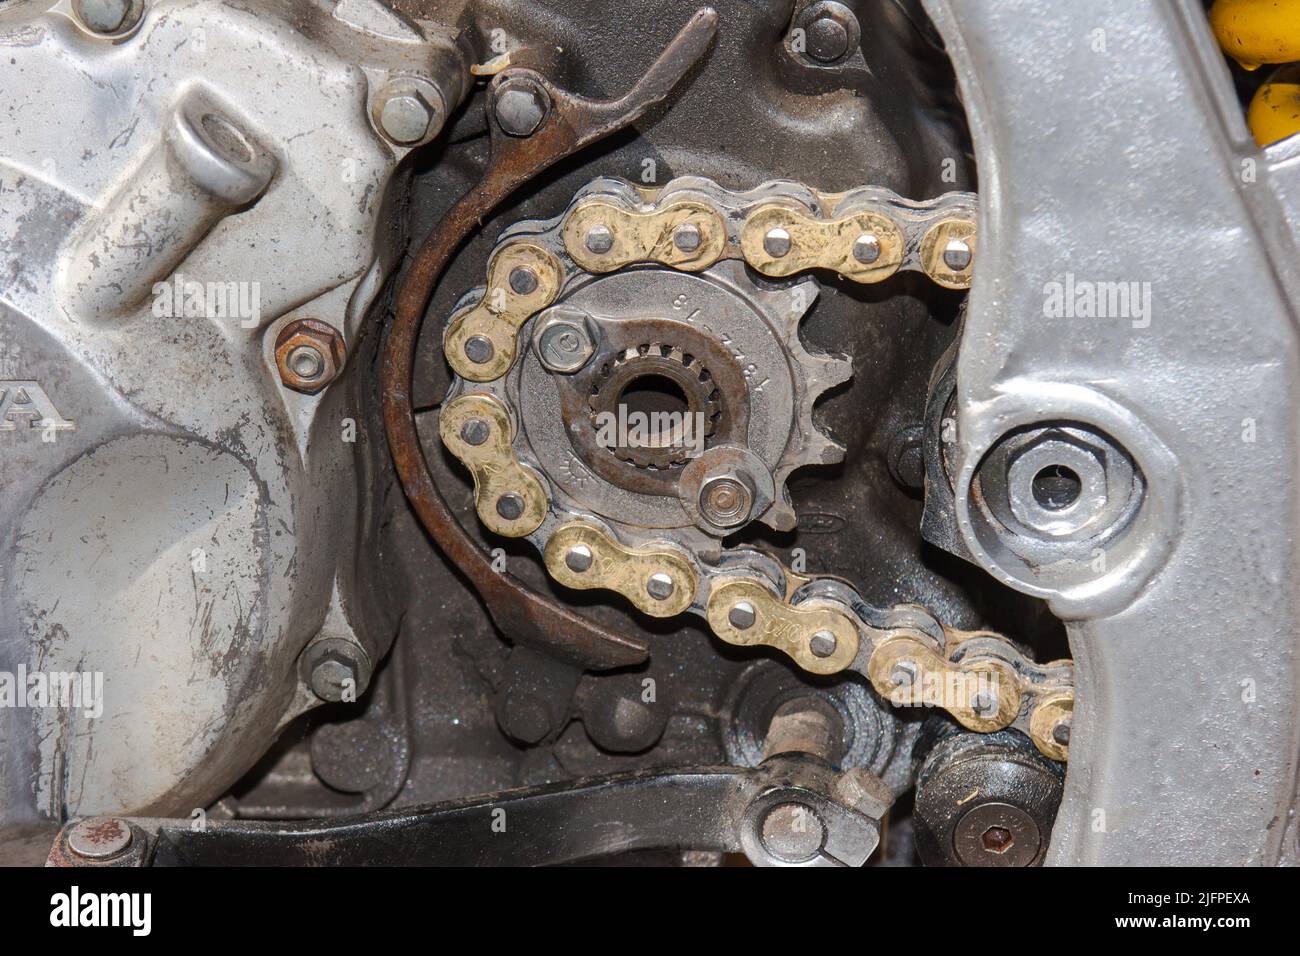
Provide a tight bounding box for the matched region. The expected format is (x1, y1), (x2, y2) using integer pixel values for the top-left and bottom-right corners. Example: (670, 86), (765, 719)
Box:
(275, 319), (346, 394)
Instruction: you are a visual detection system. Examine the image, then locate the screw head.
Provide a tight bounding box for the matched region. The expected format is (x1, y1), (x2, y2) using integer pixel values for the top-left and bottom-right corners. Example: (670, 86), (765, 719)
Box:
(809, 630), (838, 658)
(494, 80), (550, 137)
(646, 572), (675, 601)
(699, 473), (754, 528)
(564, 544), (594, 573)
(585, 224), (614, 254)
(763, 227), (792, 258)
(74, 0), (137, 35)
(942, 237), (973, 271)
(728, 601), (756, 630)
(310, 657), (358, 702)
(673, 222), (702, 253)
(460, 418), (490, 446)
(852, 233), (881, 264)
(495, 493), (525, 521)
(379, 90), (434, 145)
(806, 15), (850, 62)
(463, 334), (495, 365)
(67, 817), (133, 860)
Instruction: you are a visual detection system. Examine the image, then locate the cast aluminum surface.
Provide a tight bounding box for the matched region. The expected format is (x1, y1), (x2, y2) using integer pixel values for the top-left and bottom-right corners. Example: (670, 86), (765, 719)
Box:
(925, 0), (1300, 864)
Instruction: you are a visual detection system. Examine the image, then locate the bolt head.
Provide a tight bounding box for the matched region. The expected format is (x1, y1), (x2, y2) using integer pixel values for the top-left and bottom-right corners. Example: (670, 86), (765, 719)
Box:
(1052, 720), (1071, 746)
(310, 657), (358, 703)
(494, 81), (550, 137)
(564, 544), (593, 573)
(699, 473), (755, 528)
(805, 15), (850, 62)
(852, 233), (881, 264)
(585, 224), (614, 254)
(646, 572), (675, 601)
(463, 334), (495, 365)
(673, 222), (702, 253)
(460, 418), (490, 447)
(537, 320), (594, 373)
(890, 659), (919, 687)
(728, 600), (756, 630)
(942, 237), (973, 271)
(760, 802), (825, 863)
(763, 227), (792, 258)
(495, 493), (525, 521)
(74, 0), (137, 35)
(379, 90), (434, 145)
(67, 817), (133, 860)
(809, 630), (838, 659)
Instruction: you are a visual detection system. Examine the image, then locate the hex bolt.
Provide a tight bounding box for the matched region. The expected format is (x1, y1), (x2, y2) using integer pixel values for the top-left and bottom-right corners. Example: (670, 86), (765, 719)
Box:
(537, 320), (594, 374)
(809, 630), (838, 659)
(74, 0), (139, 35)
(760, 802), (826, 863)
(495, 493), (525, 521)
(509, 266), (539, 296)
(763, 226), (792, 258)
(646, 572), (676, 601)
(301, 638), (371, 704)
(460, 418), (490, 447)
(728, 600), (757, 630)
(585, 223), (614, 255)
(890, 658), (919, 688)
(673, 222), (702, 253)
(564, 544), (594, 573)
(852, 233), (881, 264)
(942, 237), (973, 271)
(275, 318), (346, 395)
(67, 817), (133, 860)
(463, 334), (495, 365)
(494, 79), (550, 137)
(698, 471), (755, 528)
(378, 87), (435, 145)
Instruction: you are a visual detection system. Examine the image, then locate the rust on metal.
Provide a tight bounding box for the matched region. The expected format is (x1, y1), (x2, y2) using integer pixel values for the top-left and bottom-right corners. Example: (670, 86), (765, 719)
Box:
(381, 8), (719, 669)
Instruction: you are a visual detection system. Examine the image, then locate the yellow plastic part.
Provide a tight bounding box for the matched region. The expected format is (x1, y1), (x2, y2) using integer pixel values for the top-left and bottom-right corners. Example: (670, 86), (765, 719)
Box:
(1247, 64), (1300, 146)
(1210, 0), (1300, 71)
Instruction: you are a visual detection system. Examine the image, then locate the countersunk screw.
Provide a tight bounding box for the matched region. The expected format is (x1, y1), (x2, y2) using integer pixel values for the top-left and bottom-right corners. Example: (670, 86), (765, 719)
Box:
(74, 0), (139, 35)
(378, 87), (436, 145)
(494, 78), (550, 137)
(763, 227), (792, 258)
(67, 817), (133, 860)
(585, 224), (614, 255)
(728, 601), (756, 630)
(852, 233), (881, 264)
(509, 266), (539, 295)
(496, 493), (525, 521)
(809, 630), (837, 658)
(943, 237), (973, 271)
(646, 572), (676, 601)
(463, 334), (495, 365)
(673, 222), (702, 253)
(564, 544), (593, 573)
(460, 418), (490, 446)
